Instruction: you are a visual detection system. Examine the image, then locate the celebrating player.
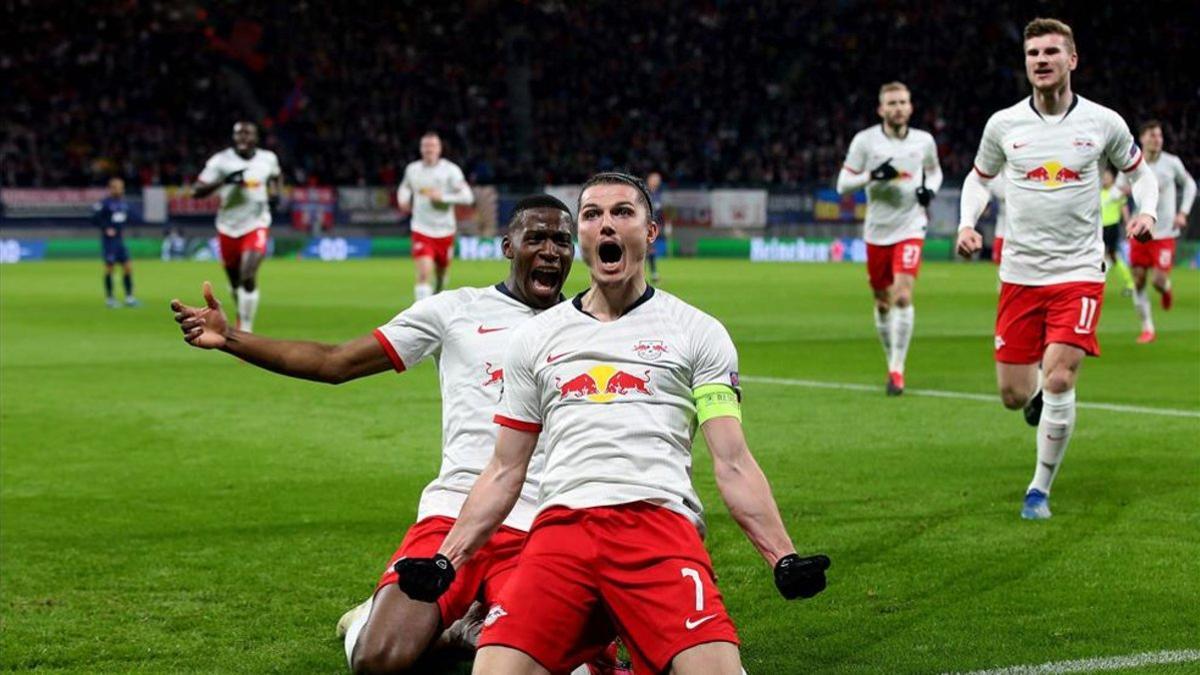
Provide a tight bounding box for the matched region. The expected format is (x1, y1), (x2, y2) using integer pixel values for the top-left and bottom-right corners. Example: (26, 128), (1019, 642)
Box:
(1121, 121), (1196, 343)
(956, 18), (1159, 520)
(172, 196), (584, 673)
(397, 132), (475, 302)
(1099, 165), (1135, 295)
(93, 177), (139, 308)
(395, 172), (830, 675)
(192, 121), (282, 333)
(837, 82), (943, 395)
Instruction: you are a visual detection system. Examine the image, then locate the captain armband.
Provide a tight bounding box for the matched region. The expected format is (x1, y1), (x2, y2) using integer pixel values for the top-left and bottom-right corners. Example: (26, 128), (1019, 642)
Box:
(693, 384), (742, 424)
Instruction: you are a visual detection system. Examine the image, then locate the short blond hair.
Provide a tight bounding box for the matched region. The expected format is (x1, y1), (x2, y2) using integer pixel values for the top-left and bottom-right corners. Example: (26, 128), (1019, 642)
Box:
(879, 82), (909, 100)
(1024, 18), (1075, 53)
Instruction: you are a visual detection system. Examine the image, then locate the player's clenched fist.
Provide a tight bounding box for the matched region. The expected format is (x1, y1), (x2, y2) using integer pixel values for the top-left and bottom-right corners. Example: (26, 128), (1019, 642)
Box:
(774, 553), (830, 600)
(394, 554), (456, 603)
(956, 227), (983, 258)
(1126, 214), (1155, 242)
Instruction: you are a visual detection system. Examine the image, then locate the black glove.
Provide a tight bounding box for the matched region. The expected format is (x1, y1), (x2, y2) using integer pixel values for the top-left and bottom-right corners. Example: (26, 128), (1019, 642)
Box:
(223, 169), (246, 186)
(774, 553), (830, 600)
(869, 160), (899, 181)
(394, 554), (456, 603)
(916, 186), (935, 207)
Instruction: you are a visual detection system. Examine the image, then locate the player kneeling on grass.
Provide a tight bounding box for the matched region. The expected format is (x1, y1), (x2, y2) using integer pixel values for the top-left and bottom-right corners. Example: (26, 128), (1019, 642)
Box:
(171, 196), (633, 673)
(394, 172), (830, 675)
(956, 18), (1158, 520)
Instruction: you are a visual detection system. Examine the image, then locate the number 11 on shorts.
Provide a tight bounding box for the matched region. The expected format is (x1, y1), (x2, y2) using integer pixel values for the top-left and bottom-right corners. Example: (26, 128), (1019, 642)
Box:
(1076, 296), (1098, 334)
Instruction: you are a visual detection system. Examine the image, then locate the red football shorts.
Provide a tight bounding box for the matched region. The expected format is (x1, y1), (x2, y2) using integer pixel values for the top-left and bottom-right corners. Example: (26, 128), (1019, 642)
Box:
(412, 232), (455, 269)
(1128, 238), (1176, 271)
(995, 281), (1105, 364)
(376, 516), (526, 628)
(866, 238), (924, 290)
(992, 236), (1004, 265)
(218, 228), (269, 268)
(478, 502), (739, 674)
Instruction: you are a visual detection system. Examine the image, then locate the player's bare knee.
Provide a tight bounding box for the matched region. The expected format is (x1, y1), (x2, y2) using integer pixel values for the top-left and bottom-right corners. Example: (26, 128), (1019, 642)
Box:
(893, 292), (912, 308)
(351, 636), (424, 675)
(1043, 369), (1075, 394)
(241, 276), (257, 292)
(1000, 387), (1029, 410)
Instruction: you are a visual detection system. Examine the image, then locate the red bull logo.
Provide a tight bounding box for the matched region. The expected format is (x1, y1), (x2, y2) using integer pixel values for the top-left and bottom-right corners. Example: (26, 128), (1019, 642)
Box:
(1023, 161), (1083, 187)
(555, 365), (653, 402)
(634, 340), (669, 361)
(481, 362), (504, 387)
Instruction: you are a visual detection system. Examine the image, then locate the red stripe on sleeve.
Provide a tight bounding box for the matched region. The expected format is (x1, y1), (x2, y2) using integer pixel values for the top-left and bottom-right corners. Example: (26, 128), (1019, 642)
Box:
(973, 164), (997, 179)
(372, 328), (406, 373)
(1122, 152), (1143, 173)
(494, 414), (542, 433)
(842, 165), (863, 175)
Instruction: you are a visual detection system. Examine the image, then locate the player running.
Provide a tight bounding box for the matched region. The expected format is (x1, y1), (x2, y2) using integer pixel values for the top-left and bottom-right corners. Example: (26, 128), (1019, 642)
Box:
(93, 177), (139, 308)
(192, 121), (282, 333)
(394, 172), (830, 675)
(837, 82), (943, 395)
(956, 18), (1159, 520)
(172, 196), (593, 673)
(1120, 121), (1196, 343)
(397, 132), (475, 302)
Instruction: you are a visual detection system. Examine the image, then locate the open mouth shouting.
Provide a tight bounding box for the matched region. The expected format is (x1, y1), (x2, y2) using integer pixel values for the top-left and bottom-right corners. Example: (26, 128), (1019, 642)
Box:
(596, 239), (625, 276)
(529, 265), (564, 295)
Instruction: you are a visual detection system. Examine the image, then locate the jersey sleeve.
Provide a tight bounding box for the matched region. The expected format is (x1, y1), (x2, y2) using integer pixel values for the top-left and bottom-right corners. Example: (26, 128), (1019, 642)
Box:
(972, 114), (1006, 178)
(1174, 157), (1197, 215)
(494, 326), (543, 432)
(1103, 113), (1141, 172)
(396, 165), (413, 205)
(842, 132), (868, 173)
(270, 152), (281, 178)
(372, 294), (450, 372)
(690, 315), (741, 395)
(198, 154), (224, 184)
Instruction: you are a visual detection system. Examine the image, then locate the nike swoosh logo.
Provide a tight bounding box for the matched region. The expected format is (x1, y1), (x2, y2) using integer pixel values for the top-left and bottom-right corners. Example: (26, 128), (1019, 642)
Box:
(477, 326), (508, 334)
(1012, 142), (1029, 149)
(546, 352), (570, 363)
(1046, 435), (1067, 441)
(685, 614), (717, 630)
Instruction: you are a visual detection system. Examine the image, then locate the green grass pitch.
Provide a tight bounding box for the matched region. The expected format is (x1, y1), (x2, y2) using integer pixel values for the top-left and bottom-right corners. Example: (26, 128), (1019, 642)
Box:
(2, 258), (1197, 673)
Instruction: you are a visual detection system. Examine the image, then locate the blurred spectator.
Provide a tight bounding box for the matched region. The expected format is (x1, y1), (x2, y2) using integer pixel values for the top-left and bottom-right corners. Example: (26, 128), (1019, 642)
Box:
(1, 1), (1195, 188)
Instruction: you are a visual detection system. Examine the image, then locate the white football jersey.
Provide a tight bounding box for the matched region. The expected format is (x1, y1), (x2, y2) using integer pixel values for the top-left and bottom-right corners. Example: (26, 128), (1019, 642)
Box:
(988, 173), (1008, 239)
(973, 96), (1143, 285)
(1118, 152), (1195, 240)
(495, 287), (741, 534)
(842, 125), (941, 245)
(198, 148), (281, 237)
(397, 159), (471, 238)
(374, 284), (552, 531)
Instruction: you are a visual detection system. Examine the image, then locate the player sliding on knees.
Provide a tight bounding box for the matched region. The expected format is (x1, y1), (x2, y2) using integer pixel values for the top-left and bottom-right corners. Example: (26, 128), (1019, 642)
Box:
(837, 82), (942, 395)
(394, 172), (830, 675)
(956, 18), (1158, 520)
(172, 196), (627, 674)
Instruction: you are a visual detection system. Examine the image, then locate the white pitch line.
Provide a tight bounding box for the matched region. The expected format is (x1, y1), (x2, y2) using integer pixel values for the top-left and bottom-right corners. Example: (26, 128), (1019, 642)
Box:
(949, 648), (1200, 674)
(742, 376), (1200, 419)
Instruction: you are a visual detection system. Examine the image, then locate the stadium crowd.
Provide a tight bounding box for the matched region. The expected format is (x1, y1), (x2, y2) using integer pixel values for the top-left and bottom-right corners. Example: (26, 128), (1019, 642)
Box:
(2, 0), (1195, 188)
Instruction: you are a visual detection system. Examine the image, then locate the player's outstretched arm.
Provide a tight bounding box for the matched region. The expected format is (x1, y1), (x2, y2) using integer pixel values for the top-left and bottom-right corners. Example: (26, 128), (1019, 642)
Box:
(955, 169), (991, 257)
(702, 417), (830, 599)
(393, 427), (537, 603)
(170, 281), (393, 384)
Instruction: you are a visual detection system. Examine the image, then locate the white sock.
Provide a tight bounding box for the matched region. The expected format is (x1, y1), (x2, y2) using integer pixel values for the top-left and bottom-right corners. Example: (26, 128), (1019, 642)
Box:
(887, 305), (914, 374)
(1029, 388), (1076, 495)
(1133, 288), (1154, 332)
(874, 307), (892, 364)
(236, 288), (259, 332)
(343, 597), (373, 666)
(414, 283), (433, 302)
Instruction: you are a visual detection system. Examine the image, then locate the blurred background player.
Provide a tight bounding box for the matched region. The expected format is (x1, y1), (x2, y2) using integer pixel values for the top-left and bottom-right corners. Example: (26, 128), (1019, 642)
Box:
(93, 177), (138, 308)
(645, 171), (664, 283)
(1099, 165), (1134, 295)
(956, 18), (1158, 520)
(192, 121), (282, 333)
(1121, 121), (1196, 343)
(836, 82), (942, 395)
(397, 132), (475, 302)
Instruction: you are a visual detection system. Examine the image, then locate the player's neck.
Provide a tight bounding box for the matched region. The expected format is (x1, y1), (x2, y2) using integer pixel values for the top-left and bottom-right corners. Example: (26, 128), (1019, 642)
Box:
(1031, 84), (1073, 116)
(883, 123), (908, 139)
(1145, 150), (1162, 163)
(582, 277), (648, 321)
(235, 148), (256, 160)
(422, 158), (439, 167)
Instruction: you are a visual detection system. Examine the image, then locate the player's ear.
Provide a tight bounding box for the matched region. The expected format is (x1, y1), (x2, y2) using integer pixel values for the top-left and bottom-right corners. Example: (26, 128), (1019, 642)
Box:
(501, 233), (515, 260)
(646, 219), (659, 245)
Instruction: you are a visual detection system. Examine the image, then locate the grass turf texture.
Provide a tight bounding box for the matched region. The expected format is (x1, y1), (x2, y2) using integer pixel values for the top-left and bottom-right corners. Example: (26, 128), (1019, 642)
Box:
(2, 259), (1197, 674)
